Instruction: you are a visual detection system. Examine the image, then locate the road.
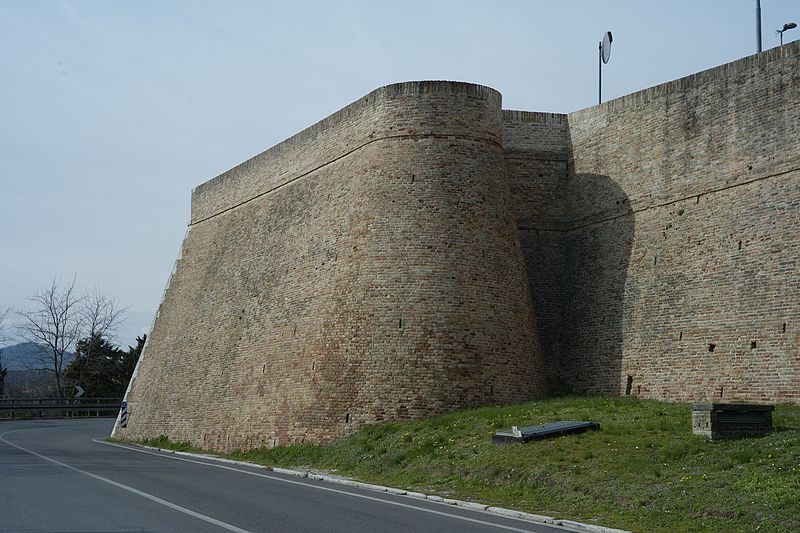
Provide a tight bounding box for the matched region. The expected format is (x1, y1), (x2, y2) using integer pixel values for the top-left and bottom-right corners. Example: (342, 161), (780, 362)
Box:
(0, 419), (574, 533)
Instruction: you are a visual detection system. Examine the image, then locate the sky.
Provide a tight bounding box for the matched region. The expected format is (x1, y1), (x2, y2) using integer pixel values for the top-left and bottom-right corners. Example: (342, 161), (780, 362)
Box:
(1, 0), (797, 347)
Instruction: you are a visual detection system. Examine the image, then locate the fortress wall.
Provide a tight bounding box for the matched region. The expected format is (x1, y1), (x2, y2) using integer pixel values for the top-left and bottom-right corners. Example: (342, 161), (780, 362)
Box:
(115, 45), (800, 451)
(191, 82), (504, 224)
(119, 82), (546, 451)
(502, 111), (571, 392)
(562, 43), (800, 400)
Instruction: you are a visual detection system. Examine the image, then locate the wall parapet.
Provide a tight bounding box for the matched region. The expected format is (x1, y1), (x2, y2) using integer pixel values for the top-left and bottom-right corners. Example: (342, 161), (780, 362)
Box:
(571, 40), (800, 119)
(191, 81), (501, 224)
(502, 110), (568, 125)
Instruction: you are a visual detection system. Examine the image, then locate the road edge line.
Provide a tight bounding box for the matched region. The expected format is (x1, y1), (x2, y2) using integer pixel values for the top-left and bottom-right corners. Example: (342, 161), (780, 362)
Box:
(100, 440), (630, 533)
(0, 430), (251, 533)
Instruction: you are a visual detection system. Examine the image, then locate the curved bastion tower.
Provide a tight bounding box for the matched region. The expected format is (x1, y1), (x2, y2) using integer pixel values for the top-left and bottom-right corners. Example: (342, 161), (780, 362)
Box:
(114, 81), (548, 451)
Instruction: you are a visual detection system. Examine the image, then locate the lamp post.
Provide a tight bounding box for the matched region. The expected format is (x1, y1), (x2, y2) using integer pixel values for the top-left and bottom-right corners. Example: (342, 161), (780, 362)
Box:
(777, 22), (797, 46)
(756, 0), (762, 52)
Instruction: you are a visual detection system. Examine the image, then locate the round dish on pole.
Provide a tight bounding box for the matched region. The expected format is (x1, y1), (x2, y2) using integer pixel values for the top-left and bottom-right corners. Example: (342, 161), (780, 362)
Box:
(601, 31), (613, 64)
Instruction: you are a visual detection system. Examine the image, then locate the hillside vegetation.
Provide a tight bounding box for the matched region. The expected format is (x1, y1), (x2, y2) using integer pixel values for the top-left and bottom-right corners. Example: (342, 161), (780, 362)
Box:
(141, 397), (800, 533)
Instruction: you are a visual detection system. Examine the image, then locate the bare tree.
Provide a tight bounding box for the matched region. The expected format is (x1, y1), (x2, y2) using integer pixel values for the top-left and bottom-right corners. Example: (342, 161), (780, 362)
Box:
(0, 306), (10, 337)
(17, 278), (85, 398)
(83, 288), (127, 341)
(16, 278), (128, 399)
(0, 306), (11, 398)
(0, 306), (11, 350)
(70, 289), (128, 391)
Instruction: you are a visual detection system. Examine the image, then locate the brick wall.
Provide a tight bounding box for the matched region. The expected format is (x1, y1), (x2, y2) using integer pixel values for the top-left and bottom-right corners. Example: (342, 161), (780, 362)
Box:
(117, 82), (546, 450)
(115, 44), (800, 451)
(502, 111), (571, 393)
(561, 42), (800, 401)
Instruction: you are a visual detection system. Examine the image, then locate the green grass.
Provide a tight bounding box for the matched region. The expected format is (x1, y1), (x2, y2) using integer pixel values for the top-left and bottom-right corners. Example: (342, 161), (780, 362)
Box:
(134, 397), (800, 533)
(138, 434), (203, 453)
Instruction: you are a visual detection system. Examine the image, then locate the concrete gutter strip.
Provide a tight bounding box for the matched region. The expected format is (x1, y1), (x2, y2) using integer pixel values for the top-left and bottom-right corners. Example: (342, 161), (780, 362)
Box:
(137, 444), (631, 533)
(457, 500), (489, 512)
(554, 520), (632, 533)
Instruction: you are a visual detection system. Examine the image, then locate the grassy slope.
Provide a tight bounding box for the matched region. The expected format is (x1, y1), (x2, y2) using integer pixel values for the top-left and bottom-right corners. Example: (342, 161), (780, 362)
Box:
(141, 397), (800, 533)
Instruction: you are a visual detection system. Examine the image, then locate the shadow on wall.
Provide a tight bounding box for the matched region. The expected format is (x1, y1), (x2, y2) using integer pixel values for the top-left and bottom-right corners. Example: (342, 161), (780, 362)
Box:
(550, 168), (634, 397)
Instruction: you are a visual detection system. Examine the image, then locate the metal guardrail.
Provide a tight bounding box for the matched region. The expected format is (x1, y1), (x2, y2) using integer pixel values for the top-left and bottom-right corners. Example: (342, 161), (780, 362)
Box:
(0, 398), (123, 418)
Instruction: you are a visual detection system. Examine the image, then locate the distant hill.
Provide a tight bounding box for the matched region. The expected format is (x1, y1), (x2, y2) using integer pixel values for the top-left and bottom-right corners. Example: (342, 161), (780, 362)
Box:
(0, 342), (75, 371)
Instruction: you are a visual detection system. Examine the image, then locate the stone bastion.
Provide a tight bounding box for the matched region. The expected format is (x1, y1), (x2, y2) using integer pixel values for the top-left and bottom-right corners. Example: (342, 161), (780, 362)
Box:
(114, 43), (800, 451)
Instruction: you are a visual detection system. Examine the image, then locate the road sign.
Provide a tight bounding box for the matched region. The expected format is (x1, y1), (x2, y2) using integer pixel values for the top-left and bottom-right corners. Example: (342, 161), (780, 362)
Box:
(74, 385), (85, 398)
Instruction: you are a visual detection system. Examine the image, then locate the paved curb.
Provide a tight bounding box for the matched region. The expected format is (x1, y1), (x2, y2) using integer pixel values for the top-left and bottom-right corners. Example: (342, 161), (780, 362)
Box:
(135, 443), (630, 533)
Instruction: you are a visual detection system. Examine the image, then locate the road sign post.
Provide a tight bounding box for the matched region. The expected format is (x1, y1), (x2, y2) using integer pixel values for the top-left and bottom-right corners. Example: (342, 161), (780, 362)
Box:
(119, 400), (129, 428)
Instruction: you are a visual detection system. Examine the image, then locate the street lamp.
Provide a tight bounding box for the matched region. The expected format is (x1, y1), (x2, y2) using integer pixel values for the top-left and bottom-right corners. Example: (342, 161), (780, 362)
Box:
(777, 22), (797, 46)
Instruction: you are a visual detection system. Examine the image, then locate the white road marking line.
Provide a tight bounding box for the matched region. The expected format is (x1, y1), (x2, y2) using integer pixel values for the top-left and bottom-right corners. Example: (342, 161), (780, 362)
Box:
(0, 431), (251, 533)
(96, 439), (560, 533)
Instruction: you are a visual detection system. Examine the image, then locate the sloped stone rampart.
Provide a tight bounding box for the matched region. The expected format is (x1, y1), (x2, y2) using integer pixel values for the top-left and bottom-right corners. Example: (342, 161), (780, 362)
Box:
(115, 44), (800, 450)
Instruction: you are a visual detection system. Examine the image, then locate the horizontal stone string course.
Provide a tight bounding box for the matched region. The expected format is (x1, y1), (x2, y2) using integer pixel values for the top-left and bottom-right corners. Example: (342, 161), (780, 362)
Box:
(516, 163), (800, 235)
(190, 133), (504, 226)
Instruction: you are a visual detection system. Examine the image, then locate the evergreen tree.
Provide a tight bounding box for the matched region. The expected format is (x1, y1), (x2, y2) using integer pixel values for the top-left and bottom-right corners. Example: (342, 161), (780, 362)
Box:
(65, 333), (144, 397)
(66, 334), (121, 397)
(117, 335), (145, 394)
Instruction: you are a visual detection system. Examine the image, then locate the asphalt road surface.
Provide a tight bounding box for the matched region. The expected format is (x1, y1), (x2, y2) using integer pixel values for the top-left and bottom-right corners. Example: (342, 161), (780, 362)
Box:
(0, 418), (576, 533)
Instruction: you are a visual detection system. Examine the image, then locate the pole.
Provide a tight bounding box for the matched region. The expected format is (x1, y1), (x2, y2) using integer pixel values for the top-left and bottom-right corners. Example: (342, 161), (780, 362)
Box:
(781, 31), (784, 46)
(756, 0), (762, 52)
(598, 40), (602, 105)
